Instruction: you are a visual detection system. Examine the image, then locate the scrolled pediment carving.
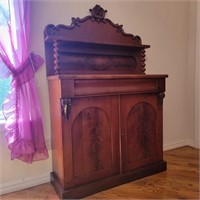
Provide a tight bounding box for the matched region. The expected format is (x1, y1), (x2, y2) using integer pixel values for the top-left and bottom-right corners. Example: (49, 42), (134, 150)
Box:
(44, 5), (150, 76)
(44, 5), (146, 46)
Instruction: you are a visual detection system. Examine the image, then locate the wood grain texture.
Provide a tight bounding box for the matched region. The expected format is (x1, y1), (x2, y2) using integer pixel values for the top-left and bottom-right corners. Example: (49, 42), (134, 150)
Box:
(1, 146), (199, 199)
(121, 94), (163, 173)
(127, 102), (156, 160)
(72, 107), (112, 178)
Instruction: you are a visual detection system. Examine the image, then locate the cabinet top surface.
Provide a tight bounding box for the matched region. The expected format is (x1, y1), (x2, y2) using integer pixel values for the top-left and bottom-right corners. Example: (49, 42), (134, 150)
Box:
(47, 74), (168, 80)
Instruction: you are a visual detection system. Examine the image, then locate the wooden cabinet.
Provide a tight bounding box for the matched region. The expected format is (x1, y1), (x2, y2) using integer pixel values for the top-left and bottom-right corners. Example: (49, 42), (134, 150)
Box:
(47, 75), (167, 199)
(44, 5), (168, 199)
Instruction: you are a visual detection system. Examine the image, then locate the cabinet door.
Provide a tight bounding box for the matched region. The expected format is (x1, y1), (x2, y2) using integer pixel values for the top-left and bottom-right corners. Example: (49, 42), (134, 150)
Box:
(62, 96), (120, 187)
(120, 94), (163, 172)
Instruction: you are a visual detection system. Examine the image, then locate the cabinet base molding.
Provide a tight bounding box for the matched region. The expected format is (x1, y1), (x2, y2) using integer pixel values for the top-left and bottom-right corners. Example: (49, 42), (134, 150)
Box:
(51, 161), (167, 199)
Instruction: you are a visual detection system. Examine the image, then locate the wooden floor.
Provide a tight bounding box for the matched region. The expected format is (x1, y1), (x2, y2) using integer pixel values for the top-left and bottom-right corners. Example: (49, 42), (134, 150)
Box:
(0, 146), (199, 199)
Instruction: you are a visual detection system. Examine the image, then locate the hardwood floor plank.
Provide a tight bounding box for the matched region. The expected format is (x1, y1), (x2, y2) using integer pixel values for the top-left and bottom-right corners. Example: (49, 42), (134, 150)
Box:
(0, 146), (199, 199)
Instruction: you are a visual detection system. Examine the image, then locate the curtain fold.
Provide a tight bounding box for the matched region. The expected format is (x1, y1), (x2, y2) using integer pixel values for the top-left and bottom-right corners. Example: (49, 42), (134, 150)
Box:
(0, 0), (48, 163)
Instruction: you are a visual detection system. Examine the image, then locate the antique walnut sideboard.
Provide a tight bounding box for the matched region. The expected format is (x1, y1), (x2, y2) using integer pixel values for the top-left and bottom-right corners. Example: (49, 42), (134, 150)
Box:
(44, 5), (168, 199)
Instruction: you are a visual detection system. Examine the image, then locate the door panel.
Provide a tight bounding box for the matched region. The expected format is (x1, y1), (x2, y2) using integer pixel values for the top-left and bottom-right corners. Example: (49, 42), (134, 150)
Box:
(121, 94), (162, 172)
(63, 96), (120, 187)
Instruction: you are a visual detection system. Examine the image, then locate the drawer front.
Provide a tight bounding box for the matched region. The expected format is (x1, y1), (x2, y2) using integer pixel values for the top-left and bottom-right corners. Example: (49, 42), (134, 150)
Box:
(61, 78), (166, 97)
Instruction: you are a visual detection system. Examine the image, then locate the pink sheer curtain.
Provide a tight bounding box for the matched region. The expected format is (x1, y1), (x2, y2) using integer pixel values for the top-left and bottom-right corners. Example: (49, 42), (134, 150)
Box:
(0, 0), (48, 163)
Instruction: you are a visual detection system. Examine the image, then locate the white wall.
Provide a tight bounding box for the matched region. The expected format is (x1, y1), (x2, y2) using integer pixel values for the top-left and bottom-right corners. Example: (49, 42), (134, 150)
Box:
(195, 1), (200, 149)
(0, 0), (197, 195)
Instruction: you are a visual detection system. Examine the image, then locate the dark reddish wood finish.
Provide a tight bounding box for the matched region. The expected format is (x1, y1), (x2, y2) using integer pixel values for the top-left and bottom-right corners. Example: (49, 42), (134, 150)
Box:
(62, 96), (120, 187)
(44, 5), (149, 76)
(44, 5), (168, 199)
(120, 94), (162, 172)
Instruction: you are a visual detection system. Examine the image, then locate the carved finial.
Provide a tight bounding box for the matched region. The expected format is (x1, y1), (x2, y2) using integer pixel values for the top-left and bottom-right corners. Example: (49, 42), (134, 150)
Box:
(90, 5), (107, 22)
(71, 17), (80, 27)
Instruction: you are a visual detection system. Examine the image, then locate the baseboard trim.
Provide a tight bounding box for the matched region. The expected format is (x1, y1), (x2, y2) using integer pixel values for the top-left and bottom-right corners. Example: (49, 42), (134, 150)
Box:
(163, 140), (195, 151)
(0, 173), (50, 195)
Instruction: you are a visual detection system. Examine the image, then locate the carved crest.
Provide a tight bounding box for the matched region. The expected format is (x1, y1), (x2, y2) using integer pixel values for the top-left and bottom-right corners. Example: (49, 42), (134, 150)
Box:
(89, 5), (107, 22)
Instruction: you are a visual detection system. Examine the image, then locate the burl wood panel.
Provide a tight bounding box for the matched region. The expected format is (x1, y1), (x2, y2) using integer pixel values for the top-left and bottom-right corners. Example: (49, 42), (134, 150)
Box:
(127, 103), (156, 160)
(72, 107), (112, 177)
(121, 94), (162, 172)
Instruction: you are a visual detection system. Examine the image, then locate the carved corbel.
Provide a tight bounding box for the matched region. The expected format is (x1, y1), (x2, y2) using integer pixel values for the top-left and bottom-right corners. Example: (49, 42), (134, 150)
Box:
(157, 92), (165, 109)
